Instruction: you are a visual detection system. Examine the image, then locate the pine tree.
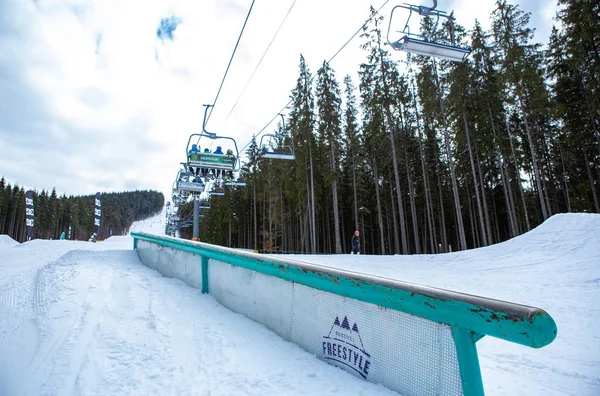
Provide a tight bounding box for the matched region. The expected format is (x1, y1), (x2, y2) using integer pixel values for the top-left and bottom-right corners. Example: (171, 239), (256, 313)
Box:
(547, 0), (600, 212)
(492, 0), (553, 221)
(360, 7), (409, 254)
(316, 61), (343, 253)
(342, 75), (362, 239)
(289, 55), (317, 252)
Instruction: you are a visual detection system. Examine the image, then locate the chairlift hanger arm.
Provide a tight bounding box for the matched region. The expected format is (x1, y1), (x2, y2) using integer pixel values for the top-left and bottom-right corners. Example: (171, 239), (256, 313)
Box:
(279, 113), (285, 133)
(202, 104), (217, 139)
(387, 1), (450, 41)
(200, 104), (241, 166)
(280, 112), (295, 155)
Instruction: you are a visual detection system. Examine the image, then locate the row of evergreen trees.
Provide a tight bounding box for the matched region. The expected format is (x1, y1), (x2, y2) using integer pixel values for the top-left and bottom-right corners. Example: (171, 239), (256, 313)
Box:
(0, 177), (164, 242)
(186, 0), (598, 255)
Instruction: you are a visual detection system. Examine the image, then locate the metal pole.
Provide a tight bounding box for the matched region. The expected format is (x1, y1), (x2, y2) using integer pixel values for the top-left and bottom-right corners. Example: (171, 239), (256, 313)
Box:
(193, 196), (199, 240)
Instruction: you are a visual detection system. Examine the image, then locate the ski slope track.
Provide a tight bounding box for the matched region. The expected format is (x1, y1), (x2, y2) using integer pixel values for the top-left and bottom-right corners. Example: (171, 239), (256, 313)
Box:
(0, 212), (599, 395)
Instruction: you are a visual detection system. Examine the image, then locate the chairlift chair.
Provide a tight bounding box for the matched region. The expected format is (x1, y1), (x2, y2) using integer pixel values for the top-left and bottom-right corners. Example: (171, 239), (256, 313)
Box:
(224, 179), (247, 187)
(174, 168), (205, 196)
(209, 187), (225, 196)
(207, 179), (225, 196)
(259, 114), (295, 160)
(185, 104), (240, 174)
(178, 220), (194, 230)
(387, 1), (471, 62)
(172, 193), (185, 206)
(173, 192), (187, 204)
(172, 180), (190, 201)
(178, 180), (205, 194)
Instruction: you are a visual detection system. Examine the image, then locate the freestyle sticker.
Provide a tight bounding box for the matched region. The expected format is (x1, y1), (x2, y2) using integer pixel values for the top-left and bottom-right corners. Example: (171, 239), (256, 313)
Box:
(322, 315), (371, 379)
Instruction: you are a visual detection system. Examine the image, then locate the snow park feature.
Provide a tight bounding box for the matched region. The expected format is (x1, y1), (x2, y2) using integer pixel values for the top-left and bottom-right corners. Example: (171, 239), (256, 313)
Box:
(131, 232), (556, 396)
(0, 211), (598, 395)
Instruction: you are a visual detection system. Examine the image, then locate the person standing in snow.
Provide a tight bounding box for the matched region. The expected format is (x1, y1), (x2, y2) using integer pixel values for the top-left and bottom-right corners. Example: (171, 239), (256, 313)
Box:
(351, 230), (360, 255)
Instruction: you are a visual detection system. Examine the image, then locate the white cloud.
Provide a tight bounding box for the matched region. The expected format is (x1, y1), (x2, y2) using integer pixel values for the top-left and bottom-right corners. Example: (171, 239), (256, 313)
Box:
(0, 0), (558, 199)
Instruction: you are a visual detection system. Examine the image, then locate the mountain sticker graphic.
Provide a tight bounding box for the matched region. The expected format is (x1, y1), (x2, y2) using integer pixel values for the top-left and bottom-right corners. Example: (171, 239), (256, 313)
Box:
(322, 315), (371, 379)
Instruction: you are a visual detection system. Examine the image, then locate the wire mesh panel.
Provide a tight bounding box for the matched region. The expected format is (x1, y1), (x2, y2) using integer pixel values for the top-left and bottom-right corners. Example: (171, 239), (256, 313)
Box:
(208, 261), (463, 396)
(137, 240), (203, 289)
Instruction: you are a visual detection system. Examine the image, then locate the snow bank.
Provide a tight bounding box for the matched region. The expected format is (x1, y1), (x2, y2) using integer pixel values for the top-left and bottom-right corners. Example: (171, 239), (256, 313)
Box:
(0, 235), (19, 248)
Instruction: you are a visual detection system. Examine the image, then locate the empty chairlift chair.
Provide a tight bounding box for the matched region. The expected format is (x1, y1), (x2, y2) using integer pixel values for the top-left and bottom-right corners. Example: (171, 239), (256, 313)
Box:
(260, 114), (295, 160)
(387, 1), (471, 62)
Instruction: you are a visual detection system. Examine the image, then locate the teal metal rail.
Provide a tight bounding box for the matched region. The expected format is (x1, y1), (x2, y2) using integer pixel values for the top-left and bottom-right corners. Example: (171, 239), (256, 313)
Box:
(131, 232), (557, 396)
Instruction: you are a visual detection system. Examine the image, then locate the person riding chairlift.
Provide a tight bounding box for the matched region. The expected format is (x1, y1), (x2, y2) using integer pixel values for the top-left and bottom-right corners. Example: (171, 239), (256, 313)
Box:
(213, 146), (223, 155)
(189, 144), (201, 162)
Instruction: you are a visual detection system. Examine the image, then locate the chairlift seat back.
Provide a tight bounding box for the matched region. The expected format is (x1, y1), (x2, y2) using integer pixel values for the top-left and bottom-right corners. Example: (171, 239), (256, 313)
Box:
(188, 153), (237, 171)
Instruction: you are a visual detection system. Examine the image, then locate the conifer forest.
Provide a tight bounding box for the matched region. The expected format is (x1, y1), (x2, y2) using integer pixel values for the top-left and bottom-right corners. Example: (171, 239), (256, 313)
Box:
(182, 0), (599, 255)
(0, 180), (164, 243)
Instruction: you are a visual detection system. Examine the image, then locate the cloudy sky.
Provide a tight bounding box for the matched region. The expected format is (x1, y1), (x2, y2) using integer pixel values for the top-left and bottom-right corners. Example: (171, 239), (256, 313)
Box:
(0, 0), (558, 199)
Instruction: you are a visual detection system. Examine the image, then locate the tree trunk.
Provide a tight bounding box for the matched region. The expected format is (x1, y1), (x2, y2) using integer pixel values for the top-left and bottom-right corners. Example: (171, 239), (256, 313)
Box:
(389, 176), (400, 254)
(488, 105), (518, 237)
(331, 144), (342, 254)
(280, 188), (285, 251)
(405, 152), (421, 254)
(463, 106), (488, 246)
(505, 118), (531, 231)
(475, 146), (493, 244)
(415, 109), (436, 253)
(253, 182), (257, 250)
(352, 154), (359, 233)
(309, 147), (317, 253)
(434, 61), (467, 250)
(378, 49), (408, 254)
(584, 150), (600, 213)
(373, 157), (386, 254)
(521, 110), (548, 220)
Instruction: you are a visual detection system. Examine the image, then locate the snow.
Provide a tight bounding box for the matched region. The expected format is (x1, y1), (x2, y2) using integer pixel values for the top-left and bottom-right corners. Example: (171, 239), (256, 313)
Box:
(0, 210), (598, 395)
(0, 234), (19, 248)
(128, 208), (166, 236)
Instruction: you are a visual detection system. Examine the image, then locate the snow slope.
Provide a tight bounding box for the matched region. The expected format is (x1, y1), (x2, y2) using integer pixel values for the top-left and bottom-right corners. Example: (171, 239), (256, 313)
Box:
(0, 210), (394, 396)
(0, 211), (598, 395)
(128, 207), (166, 236)
(0, 234), (19, 248)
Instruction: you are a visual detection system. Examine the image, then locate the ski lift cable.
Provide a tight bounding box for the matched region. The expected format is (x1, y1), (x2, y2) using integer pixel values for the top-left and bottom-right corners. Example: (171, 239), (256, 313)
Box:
(238, 0), (391, 155)
(221, 0), (299, 129)
(205, 0), (256, 127)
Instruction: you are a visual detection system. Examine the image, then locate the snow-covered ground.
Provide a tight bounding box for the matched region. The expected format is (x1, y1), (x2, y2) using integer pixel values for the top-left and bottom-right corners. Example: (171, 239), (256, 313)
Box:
(128, 208), (166, 236)
(0, 234), (19, 248)
(0, 210), (598, 395)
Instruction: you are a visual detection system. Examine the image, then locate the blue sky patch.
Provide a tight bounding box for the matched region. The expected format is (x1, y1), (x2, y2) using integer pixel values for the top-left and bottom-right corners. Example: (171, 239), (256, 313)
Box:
(156, 16), (181, 41)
